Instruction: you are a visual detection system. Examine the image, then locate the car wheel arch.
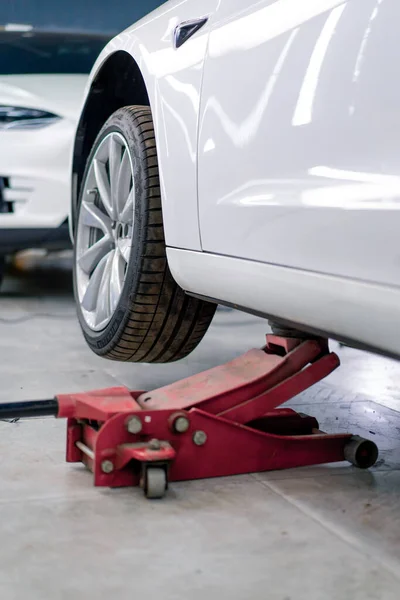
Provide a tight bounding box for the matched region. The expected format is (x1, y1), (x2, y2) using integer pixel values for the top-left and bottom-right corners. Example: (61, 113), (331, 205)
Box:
(71, 50), (150, 236)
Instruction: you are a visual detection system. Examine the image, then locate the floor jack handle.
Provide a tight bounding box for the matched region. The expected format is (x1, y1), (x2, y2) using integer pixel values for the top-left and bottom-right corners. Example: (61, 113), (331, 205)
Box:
(0, 399), (58, 420)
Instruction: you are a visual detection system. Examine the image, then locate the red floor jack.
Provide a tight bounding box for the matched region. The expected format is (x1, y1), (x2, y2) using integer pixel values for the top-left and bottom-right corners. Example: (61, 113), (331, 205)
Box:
(0, 335), (378, 499)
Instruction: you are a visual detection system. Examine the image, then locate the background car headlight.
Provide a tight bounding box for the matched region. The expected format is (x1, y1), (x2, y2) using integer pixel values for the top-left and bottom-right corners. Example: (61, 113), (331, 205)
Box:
(0, 106), (61, 130)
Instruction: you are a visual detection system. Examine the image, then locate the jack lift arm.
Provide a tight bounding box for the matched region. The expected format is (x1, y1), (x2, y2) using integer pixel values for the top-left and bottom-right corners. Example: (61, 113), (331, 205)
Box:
(0, 335), (378, 499)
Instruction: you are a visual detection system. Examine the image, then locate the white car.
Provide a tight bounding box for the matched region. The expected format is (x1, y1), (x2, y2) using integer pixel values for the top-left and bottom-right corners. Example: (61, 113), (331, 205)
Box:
(70, 0), (400, 362)
(0, 27), (110, 285)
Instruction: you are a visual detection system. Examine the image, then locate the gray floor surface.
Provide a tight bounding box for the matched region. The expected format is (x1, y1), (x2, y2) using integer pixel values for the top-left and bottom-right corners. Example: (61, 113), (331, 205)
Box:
(1, 256), (400, 600)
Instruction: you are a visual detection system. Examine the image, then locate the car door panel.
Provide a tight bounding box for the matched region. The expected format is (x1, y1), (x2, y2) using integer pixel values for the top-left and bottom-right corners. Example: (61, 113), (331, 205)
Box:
(198, 0), (400, 287)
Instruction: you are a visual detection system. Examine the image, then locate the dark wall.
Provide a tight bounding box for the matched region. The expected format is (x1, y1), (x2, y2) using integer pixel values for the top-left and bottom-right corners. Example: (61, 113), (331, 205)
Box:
(0, 0), (165, 33)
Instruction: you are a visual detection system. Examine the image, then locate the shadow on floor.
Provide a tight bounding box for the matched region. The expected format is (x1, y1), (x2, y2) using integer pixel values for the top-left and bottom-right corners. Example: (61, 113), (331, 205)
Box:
(1, 252), (73, 299)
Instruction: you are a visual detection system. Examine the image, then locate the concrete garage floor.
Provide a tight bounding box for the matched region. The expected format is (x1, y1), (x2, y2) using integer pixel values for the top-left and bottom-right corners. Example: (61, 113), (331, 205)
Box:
(1, 256), (400, 600)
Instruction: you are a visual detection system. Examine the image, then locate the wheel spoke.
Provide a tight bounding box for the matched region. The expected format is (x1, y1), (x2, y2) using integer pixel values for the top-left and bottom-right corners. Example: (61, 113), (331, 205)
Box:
(81, 253), (109, 312)
(81, 200), (112, 235)
(116, 150), (132, 215)
(109, 135), (122, 212)
(95, 251), (114, 326)
(78, 235), (112, 274)
(94, 159), (113, 218)
(117, 238), (131, 263)
(77, 131), (136, 332)
(109, 249), (125, 312)
(120, 188), (135, 224)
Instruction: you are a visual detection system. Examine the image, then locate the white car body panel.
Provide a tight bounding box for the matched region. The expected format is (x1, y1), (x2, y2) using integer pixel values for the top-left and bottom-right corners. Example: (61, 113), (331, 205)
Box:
(198, 0), (400, 286)
(75, 0), (400, 356)
(0, 74), (87, 230)
(167, 247), (400, 358)
(86, 0), (218, 250)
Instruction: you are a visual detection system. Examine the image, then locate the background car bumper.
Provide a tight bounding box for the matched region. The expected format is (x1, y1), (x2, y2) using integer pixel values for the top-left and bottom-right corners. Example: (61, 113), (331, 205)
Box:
(0, 119), (75, 231)
(0, 221), (71, 254)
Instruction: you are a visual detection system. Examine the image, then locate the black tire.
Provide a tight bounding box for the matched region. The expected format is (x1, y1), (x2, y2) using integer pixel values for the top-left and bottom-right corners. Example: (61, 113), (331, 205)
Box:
(74, 105), (216, 363)
(0, 256), (5, 289)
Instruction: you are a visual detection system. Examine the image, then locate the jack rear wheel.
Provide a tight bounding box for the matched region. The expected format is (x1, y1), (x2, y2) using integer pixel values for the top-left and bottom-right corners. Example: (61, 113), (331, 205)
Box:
(344, 436), (378, 469)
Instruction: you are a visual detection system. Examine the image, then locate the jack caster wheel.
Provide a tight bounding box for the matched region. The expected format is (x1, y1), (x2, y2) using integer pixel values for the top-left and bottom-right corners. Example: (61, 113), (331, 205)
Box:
(344, 436), (378, 469)
(144, 467), (167, 499)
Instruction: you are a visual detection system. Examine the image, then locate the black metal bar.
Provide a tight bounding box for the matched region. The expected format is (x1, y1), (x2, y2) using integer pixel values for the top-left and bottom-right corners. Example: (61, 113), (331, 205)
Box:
(0, 399), (58, 420)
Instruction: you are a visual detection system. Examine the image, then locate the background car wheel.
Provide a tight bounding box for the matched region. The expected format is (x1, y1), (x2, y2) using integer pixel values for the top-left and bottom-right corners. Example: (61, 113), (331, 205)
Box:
(74, 105), (217, 363)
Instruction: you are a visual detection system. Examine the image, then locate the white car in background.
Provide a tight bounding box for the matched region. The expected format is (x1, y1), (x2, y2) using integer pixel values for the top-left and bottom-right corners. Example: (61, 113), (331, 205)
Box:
(0, 27), (110, 285)
(70, 0), (400, 363)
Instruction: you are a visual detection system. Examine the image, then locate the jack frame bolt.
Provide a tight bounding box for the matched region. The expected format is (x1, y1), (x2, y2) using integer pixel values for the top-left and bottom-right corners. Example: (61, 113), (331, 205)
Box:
(193, 430), (207, 446)
(127, 415), (143, 434)
(101, 460), (114, 474)
(173, 415), (190, 433)
(148, 438), (161, 451)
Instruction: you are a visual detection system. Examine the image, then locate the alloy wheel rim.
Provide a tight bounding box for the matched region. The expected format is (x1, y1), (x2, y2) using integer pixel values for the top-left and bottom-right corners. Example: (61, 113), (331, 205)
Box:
(75, 131), (135, 331)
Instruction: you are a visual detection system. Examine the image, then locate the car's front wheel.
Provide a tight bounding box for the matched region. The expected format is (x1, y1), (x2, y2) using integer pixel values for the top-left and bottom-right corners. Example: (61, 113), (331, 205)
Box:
(73, 105), (216, 363)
